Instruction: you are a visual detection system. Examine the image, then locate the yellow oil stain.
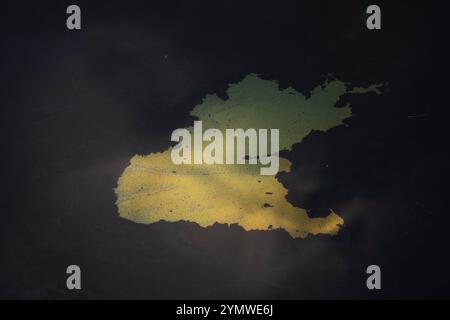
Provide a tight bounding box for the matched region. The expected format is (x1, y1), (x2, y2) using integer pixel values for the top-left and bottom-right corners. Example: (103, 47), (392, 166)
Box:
(115, 74), (381, 238)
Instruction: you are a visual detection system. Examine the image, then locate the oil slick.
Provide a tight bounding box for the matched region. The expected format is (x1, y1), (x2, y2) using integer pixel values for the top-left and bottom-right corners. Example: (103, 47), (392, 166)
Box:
(115, 74), (382, 238)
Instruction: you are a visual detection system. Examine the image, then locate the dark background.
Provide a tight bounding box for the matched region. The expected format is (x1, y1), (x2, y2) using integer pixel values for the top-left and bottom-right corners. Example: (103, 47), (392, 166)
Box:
(1, 0), (449, 299)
